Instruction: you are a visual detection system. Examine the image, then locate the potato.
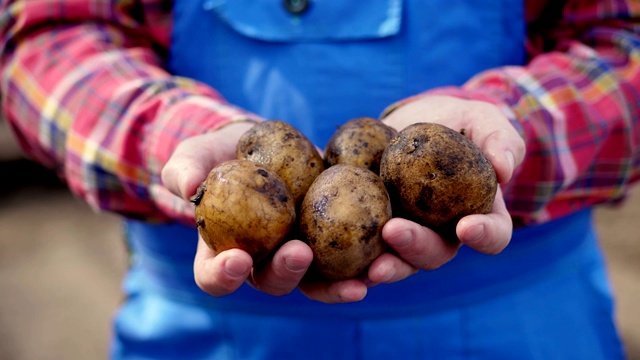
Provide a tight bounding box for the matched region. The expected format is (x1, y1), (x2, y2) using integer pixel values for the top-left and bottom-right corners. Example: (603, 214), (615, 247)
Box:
(237, 120), (325, 207)
(379, 122), (497, 242)
(324, 117), (398, 174)
(192, 159), (296, 264)
(299, 164), (391, 281)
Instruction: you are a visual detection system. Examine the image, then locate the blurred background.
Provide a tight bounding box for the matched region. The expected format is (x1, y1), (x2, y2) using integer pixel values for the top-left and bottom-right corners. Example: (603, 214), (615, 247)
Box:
(1, 117), (639, 359)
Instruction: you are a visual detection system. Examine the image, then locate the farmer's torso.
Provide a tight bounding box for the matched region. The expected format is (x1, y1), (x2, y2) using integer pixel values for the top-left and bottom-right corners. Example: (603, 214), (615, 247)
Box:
(123, 0), (594, 314)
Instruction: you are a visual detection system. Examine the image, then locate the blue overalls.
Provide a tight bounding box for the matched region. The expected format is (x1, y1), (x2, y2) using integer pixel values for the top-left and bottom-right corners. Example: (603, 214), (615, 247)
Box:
(111, 1), (625, 359)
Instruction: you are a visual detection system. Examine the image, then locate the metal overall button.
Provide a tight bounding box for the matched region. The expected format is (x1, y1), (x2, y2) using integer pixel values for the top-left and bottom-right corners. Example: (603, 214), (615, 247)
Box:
(283, 0), (310, 15)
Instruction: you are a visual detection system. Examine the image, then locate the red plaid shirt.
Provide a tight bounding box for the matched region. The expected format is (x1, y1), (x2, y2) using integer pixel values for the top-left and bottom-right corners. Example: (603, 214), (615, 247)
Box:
(1, 0), (639, 226)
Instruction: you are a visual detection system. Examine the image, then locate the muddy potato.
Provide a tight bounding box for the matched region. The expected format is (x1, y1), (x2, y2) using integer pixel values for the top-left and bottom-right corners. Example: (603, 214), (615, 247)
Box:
(324, 117), (398, 174)
(192, 159), (296, 264)
(380, 122), (497, 242)
(299, 164), (391, 281)
(237, 120), (324, 207)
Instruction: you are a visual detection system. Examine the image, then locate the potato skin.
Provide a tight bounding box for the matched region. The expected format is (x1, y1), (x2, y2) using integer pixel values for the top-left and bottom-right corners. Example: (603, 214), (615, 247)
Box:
(236, 120), (325, 207)
(380, 123), (497, 242)
(193, 160), (296, 264)
(324, 117), (398, 175)
(299, 164), (391, 281)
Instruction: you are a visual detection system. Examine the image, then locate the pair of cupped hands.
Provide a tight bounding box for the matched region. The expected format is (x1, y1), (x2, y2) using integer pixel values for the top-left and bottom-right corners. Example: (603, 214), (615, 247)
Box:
(161, 96), (526, 304)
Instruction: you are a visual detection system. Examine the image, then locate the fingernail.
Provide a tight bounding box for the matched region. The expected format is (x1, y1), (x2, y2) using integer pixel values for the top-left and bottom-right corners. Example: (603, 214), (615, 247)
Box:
(339, 287), (367, 303)
(389, 230), (412, 248)
(285, 257), (309, 272)
(506, 151), (515, 172)
(375, 261), (396, 283)
(465, 224), (485, 245)
(382, 268), (396, 283)
(224, 258), (250, 278)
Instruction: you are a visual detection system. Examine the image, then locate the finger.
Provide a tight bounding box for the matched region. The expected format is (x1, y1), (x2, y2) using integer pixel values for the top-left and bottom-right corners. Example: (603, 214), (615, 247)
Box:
(458, 101), (525, 184)
(248, 240), (313, 296)
(477, 127), (525, 184)
(298, 278), (368, 304)
(479, 129), (516, 183)
(456, 188), (512, 254)
(161, 122), (257, 200)
(382, 218), (460, 271)
(366, 252), (418, 286)
(161, 135), (221, 200)
(193, 238), (253, 297)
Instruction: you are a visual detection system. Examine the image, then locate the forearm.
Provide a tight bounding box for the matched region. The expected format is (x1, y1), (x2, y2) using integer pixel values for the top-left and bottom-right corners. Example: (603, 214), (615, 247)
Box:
(0, 1), (258, 222)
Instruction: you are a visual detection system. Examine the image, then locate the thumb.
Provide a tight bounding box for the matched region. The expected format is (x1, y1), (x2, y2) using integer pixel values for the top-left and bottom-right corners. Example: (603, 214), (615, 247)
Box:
(161, 121), (256, 200)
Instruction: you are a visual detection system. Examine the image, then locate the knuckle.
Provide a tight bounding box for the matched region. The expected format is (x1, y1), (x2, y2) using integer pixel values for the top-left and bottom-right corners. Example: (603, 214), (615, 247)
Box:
(194, 272), (233, 297)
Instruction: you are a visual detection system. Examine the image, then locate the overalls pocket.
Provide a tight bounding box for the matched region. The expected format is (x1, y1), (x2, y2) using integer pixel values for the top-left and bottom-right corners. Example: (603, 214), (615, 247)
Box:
(206, 0), (403, 42)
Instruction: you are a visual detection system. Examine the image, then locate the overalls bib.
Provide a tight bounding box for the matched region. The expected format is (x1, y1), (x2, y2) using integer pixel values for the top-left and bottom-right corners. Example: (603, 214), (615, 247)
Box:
(111, 1), (624, 359)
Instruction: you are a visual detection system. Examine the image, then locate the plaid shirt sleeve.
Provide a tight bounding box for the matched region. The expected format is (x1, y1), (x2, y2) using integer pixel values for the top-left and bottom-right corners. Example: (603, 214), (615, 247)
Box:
(393, 0), (640, 225)
(0, 0), (261, 223)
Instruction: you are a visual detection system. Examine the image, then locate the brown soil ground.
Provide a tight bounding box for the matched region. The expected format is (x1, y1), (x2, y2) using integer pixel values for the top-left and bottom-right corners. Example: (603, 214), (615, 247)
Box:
(0, 159), (638, 360)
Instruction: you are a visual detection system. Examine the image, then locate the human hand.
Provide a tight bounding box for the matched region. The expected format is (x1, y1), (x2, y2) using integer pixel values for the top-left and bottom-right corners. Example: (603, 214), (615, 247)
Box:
(161, 121), (388, 304)
(163, 94), (525, 303)
(363, 95), (526, 286)
(161, 121), (315, 298)
(297, 96), (524, 302)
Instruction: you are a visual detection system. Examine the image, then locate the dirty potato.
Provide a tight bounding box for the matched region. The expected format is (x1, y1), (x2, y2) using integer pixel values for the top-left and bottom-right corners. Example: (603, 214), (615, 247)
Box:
(324, 117), (398, 174)
(192, 159), (296, 264)
(299, 164), (391, 281)
(380, 122), (497, 242)
(237, 120), (324, 207)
